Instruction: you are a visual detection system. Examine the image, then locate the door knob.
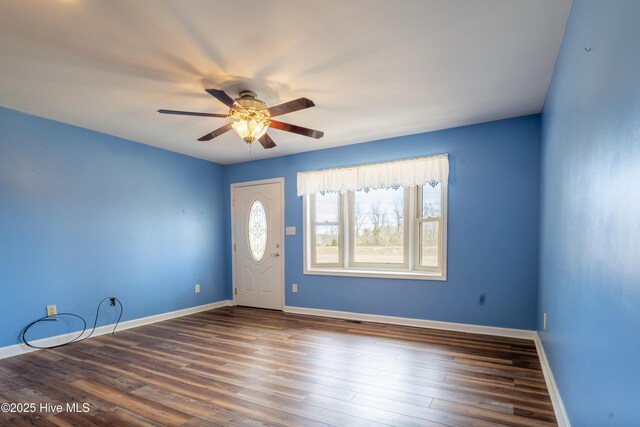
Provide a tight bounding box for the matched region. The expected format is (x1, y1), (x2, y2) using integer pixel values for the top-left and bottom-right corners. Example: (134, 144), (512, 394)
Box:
(270, 252), (280, 257)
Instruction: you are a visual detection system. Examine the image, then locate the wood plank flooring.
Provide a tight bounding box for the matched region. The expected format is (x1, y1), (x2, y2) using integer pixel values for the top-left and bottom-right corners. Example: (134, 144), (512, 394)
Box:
(0, 306), (556, 426)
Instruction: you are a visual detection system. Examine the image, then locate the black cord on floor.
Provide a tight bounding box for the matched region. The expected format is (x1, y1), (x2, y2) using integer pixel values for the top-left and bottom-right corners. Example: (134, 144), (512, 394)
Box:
(20, 297), (124, 349)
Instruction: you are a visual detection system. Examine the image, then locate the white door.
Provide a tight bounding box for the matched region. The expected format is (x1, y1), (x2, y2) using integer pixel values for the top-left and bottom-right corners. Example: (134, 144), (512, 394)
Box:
(233, 180), (284, 310)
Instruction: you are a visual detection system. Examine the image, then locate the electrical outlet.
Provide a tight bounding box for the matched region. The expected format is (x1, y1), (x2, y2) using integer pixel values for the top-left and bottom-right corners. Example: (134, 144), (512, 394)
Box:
(46, 305), (57, 317)
(195, 284), (201, 293)
(292, 283), (298, 293)
(543, 313), (547, 330)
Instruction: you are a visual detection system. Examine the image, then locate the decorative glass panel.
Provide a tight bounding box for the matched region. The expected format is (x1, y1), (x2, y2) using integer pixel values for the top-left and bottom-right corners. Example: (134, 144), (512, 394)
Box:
(420, 221), (439, 267)
(248, 200), (267, 261)
(353, 187), (404, 264)
(315, 225), (340, 264)
(422, 182), (442, 218)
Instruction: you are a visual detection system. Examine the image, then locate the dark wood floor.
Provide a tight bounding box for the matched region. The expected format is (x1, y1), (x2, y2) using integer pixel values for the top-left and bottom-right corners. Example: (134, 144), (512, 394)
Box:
(0, 306), (556, 426)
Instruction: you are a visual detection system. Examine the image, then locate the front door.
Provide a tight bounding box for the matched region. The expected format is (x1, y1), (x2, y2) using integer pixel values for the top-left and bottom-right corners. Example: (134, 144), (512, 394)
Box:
(233, 180), (283, 310)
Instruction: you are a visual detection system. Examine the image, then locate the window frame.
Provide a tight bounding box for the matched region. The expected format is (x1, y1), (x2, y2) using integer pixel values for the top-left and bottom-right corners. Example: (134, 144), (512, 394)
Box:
(303, 182), (447, 281)
(348, 187), (410, 270)
(309, 192), (344, 269)
(413, 181), (448, 276)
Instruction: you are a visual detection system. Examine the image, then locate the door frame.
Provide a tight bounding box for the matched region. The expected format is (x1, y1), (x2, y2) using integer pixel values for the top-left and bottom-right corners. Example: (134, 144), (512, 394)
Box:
(230, 177), (286, 310)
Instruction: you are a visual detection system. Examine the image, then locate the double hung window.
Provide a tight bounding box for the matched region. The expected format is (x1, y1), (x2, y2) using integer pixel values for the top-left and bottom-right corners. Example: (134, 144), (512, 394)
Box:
(301, 155), (448, 280)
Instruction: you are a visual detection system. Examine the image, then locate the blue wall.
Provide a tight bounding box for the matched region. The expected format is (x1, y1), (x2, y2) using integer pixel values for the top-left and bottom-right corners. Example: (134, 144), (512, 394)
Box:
(539, 1), (640, 425)
(0, 107), (228, 348)
(224, 115), (541, 330)
(0, 107), (540, 347)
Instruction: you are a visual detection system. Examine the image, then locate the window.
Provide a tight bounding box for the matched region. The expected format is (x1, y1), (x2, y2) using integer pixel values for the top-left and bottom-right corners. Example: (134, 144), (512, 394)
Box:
(304, 183), (447, 280)
(416, 182), (444, 271)
(351, 187), (408, 267)
(310, 192), (343, 267)
(299, 154), (449, 280)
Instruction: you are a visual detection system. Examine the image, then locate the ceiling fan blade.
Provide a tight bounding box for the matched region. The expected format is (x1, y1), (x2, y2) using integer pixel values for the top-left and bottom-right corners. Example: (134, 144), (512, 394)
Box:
(269, 120), (324, 139)
(267, 98), (315, 117)
(205, 89), (244, 111)
(258, 133), (276, 149)
(197, 123), (233, 141)
(158, 109), (228, 118)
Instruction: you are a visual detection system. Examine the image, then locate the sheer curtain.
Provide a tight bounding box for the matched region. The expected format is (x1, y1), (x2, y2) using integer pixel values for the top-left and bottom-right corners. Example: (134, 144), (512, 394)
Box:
(297, 154), (448, 196)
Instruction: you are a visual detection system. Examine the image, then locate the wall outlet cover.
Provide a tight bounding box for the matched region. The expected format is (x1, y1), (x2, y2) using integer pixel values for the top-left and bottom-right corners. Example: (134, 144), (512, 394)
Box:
(292, 283), (298, 293)
(195, 283), (201, 293)
(286, 226), (297, 235)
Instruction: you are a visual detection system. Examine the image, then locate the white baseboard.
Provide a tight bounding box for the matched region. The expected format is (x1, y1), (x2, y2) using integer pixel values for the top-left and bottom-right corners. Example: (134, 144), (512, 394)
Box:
(534, 333), (571, 427)
(0, 299), (233, 360)
(283, 306), (536, 340)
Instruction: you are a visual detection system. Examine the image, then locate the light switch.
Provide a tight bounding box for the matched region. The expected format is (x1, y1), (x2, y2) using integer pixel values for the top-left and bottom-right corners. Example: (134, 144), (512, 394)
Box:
(286, 226), (297, 235)
(46, 305), (57, 317)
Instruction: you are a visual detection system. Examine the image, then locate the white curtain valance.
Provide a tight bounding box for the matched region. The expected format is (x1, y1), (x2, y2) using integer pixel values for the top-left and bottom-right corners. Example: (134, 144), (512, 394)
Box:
(296, 154), (448, 196)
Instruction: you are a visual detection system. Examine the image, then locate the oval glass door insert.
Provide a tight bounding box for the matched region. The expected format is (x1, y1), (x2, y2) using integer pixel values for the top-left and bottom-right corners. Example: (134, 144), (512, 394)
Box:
(248, 200), (267, 261)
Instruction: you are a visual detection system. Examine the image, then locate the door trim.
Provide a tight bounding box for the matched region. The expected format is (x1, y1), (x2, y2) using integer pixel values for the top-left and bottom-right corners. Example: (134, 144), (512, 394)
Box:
(230, 177), (285, 310)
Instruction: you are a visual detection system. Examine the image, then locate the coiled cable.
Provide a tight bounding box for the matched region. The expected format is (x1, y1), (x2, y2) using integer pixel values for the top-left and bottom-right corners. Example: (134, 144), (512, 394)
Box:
(20, 297), (123, 349)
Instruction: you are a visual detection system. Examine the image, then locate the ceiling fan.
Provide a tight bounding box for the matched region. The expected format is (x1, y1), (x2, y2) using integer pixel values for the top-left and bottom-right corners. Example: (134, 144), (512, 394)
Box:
(158, 89), (324, 149)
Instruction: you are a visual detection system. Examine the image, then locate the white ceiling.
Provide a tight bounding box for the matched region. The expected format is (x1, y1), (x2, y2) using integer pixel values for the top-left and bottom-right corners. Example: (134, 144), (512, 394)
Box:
(0, 0), (571, 164)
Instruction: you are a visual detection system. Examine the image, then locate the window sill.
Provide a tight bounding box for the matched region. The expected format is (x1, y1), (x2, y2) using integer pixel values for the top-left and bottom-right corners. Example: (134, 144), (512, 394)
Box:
(303, 268), (446, 281)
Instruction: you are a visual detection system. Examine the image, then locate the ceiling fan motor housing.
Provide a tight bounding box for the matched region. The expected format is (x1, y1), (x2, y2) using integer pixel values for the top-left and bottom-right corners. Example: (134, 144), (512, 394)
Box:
(234, 90), (269, 113)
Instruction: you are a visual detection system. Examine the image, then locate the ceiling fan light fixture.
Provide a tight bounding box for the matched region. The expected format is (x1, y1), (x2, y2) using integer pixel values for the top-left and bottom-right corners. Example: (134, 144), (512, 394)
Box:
(228, 91), (271, 144)
(231, 115), (270, 144)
